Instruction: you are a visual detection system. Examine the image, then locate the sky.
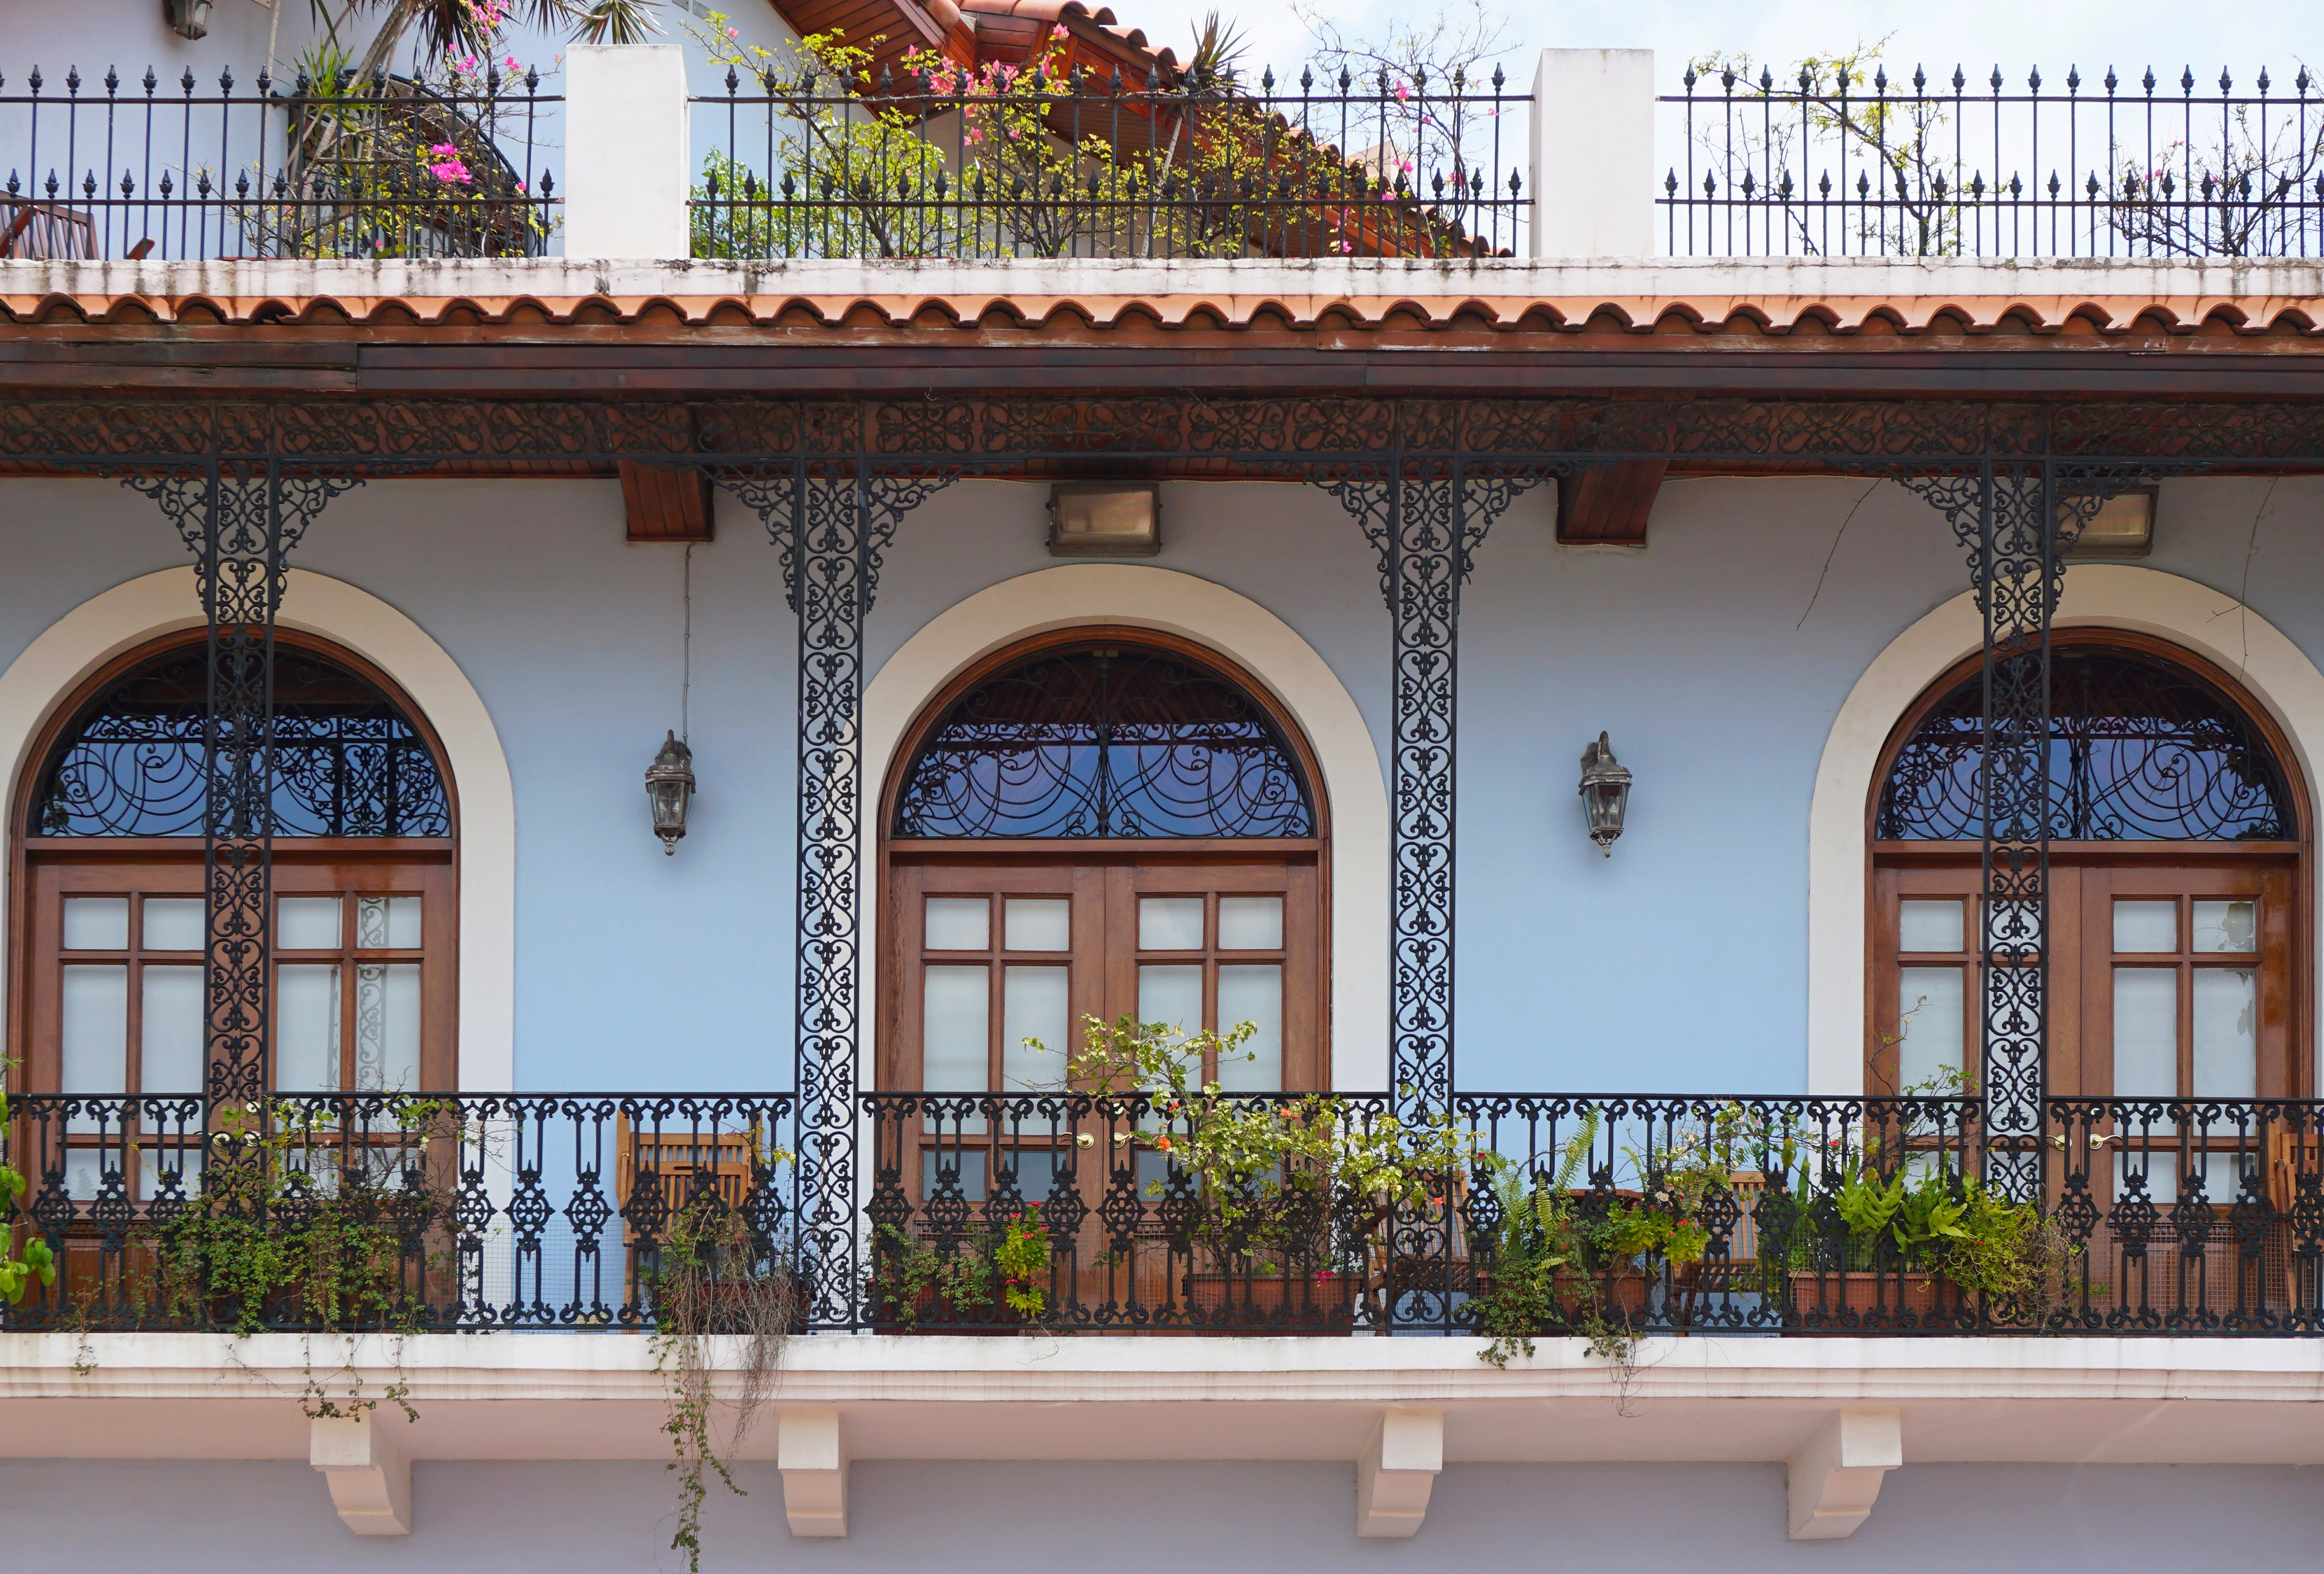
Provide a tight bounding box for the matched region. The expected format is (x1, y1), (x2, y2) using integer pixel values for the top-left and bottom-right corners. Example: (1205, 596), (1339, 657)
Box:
(1106, 0), (2303, 96)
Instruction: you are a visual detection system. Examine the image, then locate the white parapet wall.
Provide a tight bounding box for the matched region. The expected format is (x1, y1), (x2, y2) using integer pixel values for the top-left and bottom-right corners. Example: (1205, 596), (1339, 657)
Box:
(564, 45), (692, 262)
(1531, 48), (1658, 259)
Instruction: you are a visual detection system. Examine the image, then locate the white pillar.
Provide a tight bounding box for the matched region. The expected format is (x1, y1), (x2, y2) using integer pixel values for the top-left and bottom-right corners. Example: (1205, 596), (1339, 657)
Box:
(1786, 1409), (1902, 1541)
(310, 1414), (412, 1536)
(1529, 49), (1657, 258)
(565, 45), (692, 260)
(780, 1408), (850, 1538)
(1355, 1409), (1442, 1538)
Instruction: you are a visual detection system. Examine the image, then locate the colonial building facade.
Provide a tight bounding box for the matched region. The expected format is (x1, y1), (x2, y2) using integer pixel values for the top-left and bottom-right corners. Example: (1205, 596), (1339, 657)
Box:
(4, 2), (2323, 1566)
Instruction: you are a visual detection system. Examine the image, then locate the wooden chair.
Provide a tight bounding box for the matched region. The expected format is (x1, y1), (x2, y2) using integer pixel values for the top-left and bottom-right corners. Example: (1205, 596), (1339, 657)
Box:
(0, 202), (97, 260)
(613, 1115), (766, 1246)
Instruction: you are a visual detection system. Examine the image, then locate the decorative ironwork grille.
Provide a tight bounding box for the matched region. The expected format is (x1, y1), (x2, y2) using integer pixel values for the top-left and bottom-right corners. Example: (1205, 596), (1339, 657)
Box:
(893, 642), (1315, 838)
(30, 643), (450, 838)
(1879, 647), (2292, 841)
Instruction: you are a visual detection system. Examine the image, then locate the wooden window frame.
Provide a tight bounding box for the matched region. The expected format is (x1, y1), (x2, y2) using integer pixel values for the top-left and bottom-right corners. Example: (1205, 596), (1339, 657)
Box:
(8, 630), (462, 1099)
(878, 627), (1333, 1101)
(1866, 631), (2313, 1101)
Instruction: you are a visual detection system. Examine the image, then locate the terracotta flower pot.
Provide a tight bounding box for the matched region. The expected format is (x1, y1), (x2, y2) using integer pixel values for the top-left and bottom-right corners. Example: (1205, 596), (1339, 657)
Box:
(1785, 1270), (1965, 1332)
(1184, 1271), (1356, 1334)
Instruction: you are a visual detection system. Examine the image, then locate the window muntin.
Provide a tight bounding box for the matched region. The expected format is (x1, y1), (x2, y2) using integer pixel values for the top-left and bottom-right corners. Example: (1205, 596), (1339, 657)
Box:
(31, 644), (450, 838)
(1877, 648), (2291, 841)
(1870, 639), (2303, 1119)
(893, 643), (1315, 839)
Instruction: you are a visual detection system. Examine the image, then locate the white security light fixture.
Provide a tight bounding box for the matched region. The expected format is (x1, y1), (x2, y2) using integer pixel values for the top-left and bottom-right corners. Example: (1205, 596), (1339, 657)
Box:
(1048, 484), (1161, 558)
(2063, 487), (2156, 558)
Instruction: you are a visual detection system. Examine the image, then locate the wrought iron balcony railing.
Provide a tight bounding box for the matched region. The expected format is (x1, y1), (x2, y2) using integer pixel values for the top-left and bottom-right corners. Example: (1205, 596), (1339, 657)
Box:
(690, 64), (1527, 262)
(5, 1090), (2321, 1337)
(1662, 62), (2324, 258)
(0, 62), (556, 262)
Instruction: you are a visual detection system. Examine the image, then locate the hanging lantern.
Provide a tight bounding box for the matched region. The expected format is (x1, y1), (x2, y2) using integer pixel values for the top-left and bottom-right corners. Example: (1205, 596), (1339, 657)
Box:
(164, 0), (213, 39)
(1578, 732), (1632, 857)
(645, 731), (695, 855)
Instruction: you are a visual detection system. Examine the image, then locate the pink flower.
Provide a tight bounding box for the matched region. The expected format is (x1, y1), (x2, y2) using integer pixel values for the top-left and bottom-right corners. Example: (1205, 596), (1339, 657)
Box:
(727, 26), (739, 38)
(1052, 23), (1069, 37)
(1394, 81), (1411, 102)
(505, 56), (520, 70)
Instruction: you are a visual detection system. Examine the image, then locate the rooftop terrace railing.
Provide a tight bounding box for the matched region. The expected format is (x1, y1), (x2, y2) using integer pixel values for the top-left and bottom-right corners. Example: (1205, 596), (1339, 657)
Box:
(689, 64), (1528, 262)
(0, 63), (558, 262)
(1661, 62), (2324, 258)
(6, 1090), (2322, 1336)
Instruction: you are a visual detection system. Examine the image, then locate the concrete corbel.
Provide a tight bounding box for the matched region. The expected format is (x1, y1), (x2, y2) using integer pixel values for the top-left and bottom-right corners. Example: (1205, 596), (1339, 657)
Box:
(779, 1408), (849, 1538)
(1356, 1409), (1443, 1538)
(310, 1414), (412, 1536)
(1786, 1409), (1902, 1541)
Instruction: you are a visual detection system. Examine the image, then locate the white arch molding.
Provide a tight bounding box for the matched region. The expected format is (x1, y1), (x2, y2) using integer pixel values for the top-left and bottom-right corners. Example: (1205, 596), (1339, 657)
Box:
(861, 564), (1393, 1088)
(1807, 563), (2324, 1095)
(0, 568), (516, 1091)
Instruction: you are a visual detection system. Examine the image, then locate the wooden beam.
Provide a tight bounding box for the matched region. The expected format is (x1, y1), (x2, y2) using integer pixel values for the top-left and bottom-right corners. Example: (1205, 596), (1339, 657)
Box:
(619, 460), (714, 542)
(1557, 458), (1666, 545)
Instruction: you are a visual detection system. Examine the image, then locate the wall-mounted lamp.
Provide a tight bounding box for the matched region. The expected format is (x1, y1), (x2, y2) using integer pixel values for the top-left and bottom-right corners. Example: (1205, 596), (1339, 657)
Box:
(1048, 483), (1160, 557)
(1578, 732), (1632, 857)
(2061, 487), (2156, 559)
(164, 0), (213, 39)
(645, 731), (695, 855)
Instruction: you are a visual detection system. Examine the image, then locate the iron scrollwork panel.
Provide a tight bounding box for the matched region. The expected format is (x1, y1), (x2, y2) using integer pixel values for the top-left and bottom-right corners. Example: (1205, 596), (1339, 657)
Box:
(1902, 463), (2154, 1201)
(122, 466), (358, 1125)
(722, 463), (954, 1328)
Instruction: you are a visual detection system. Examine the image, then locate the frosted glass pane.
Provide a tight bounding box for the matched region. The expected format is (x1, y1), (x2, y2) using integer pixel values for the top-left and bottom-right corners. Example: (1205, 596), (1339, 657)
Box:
(1004, 899), (1071, 952)
(1138, 964), (1203, 1034)
(142, 898), (205, 952)
(924, 898), (988, 951)
(279, 898), (342, 950)
(922, 966), (988, 1090)
(2192, 900), (2257, 955)
(1218, 897), (1284, 950)
(2192, 969), (2257, 1100)
(140, 1145), (203, 1199)
(61, 965), (127, 1094)
(1897, 900), (1964, 953)
(1139, 897), (1204, 951)
(140, 966), (206, 1095)
(2113, 969), (2178, 1098)
(1897, 967), (1964, 1090)
(356, 895), (422, 949)
(64, 1150), (105, 1202)
(1216, 965), (1283, 1091)
(62, 897), (128, 950)
(1001, 967), (1069, 1091)
(2114, 900), (2177, 953)
(2114, 1150), (2176, 1205)
(276, 963), (342, 1091)
(352, 963), (422, 1093)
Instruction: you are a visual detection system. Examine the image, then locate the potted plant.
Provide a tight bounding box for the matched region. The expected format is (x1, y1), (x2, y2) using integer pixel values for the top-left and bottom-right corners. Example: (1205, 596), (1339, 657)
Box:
(1776, 1154), (2081, 1332)
(1045, 1015), (1477, 1335)
(865, 1211), (1048, 1334)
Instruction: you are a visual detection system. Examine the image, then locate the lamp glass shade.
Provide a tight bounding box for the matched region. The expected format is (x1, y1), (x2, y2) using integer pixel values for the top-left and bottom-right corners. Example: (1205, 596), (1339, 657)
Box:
(1577, 732), (1632, 856)
(645, 731), (695, 854)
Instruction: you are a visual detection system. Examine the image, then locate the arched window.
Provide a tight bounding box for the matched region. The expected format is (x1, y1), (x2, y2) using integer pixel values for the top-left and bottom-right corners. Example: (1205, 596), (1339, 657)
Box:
(881, 632), (1327, 1134)
(12, 635), (459, 1131)
(1871, 636), (2308, 1148)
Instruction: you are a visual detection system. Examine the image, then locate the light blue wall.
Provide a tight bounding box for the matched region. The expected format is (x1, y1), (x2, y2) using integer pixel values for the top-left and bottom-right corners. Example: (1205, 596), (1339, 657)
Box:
(1, 1457), (2315, 1568)
(6, 473), (2323, 1096)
